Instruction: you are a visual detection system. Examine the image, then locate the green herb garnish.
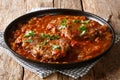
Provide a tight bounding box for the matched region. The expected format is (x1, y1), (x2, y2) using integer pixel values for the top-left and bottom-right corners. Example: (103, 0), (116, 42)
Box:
(78, 24), (87, 32)
(50, 35), (60, 40)
(24, 30), (35, 37)
(41, 40), (49, 46)
(51, 44), (61, 50)
(37, 40), (50, 49)
(80, 30), (86, 36)
(59, 18), (67, 29)
(41, 33), (50, 39)
(41, 33), (60, 40)
(25, 39), (33, 43)
(81, 20), (90, 24)
(72, 19), (79, 23)
(78, 24), (87, 36)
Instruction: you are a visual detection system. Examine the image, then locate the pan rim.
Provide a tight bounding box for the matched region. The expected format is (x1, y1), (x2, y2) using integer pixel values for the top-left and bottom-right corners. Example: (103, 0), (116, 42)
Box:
(4, 8), (115, 68)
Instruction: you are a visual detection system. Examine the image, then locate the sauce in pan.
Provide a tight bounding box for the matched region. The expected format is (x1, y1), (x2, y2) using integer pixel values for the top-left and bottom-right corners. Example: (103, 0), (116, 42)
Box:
(9, 15), (112, 63)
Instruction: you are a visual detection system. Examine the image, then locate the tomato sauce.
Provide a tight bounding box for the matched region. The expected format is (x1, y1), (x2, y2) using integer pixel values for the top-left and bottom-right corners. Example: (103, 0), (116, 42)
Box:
(9, 15), (112, 63)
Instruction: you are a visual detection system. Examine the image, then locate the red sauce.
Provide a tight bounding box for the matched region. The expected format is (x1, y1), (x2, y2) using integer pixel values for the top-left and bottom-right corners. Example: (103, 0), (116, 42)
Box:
(9, 15), (112, 63)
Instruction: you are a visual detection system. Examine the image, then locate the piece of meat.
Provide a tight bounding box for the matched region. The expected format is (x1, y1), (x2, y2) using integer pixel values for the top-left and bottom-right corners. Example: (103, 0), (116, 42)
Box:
(60, 27), (72, 39)
(15, 35), (22, 44)
(59, 38), (71, 54)
(28, 38), (71, 61)
(61, 27), (76, 40)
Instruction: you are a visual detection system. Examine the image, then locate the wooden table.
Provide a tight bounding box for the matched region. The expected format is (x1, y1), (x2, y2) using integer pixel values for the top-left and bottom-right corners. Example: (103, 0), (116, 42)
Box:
(0, 0), (120, 80)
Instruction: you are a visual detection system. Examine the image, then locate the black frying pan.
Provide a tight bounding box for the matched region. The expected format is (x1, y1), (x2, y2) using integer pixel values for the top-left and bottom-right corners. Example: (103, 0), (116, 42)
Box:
(4, 9), (115, 69)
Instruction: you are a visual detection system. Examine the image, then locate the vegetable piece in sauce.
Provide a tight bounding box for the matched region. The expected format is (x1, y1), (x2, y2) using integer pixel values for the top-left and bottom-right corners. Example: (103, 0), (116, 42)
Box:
(80, 30), (86, 36)
(50, 35), (60, 40)
(41, 33), (60, 40)
(24, 30), (35, 37)
(72, 19), (79, 23)
(78, 24), (87, 32)
(59, 18), (67, 29)
(81, 20), (90, 24)
(41, 40), (49, 46)
(78, 24), (87, 36)
(24, 38), (33, 43)
(41, 33), (50, 39)
(51, 44), (61, 50)
(37, 40), (50, 48)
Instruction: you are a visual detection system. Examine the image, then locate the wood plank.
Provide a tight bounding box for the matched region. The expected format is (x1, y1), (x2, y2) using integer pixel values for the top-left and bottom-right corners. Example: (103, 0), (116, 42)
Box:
(82, 0), (120, 80)
(0, 48), (23, 80)
(54, 0), (82, 10)
(23, 69), (43, 80)
(26, 0), (53, 12)
(0, 0), (27, 80)
(0, 0), (26, 31)
(102, 42), (120, 80)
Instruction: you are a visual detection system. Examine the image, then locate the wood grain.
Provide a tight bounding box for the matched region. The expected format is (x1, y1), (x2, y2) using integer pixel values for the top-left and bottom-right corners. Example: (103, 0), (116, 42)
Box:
(54, 0), (82, 10)
(0, 0), (26, 80)
(25, 0), (53, 12)
(0, 48), (23, 80)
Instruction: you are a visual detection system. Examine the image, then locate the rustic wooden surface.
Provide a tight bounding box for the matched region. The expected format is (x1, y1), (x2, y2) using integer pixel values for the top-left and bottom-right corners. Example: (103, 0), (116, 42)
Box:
(0, 0), (120, 80)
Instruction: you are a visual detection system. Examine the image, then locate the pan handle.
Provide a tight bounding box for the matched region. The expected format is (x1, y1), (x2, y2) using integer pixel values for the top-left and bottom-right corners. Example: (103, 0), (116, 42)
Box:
(104, 15), (120, 44)
(104, 14), (112, 23)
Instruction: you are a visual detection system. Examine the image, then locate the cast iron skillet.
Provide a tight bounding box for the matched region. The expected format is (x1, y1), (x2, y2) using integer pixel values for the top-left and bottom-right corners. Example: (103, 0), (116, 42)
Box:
(4, 9), (115, 69)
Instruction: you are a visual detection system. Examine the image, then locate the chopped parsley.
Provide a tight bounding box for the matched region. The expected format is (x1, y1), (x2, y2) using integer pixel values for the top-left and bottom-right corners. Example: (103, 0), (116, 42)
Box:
(41, 33), (50, 39)
(59, 18), (67, 29)
(24, 30), (35, 37)
(81, 20), (90, 24)
(41, 40), (49, 46)
(41, 33), (60, 40)
(80, 30), (86, 36)
(50, 35), (60, 40)
(51, 44), (61, 50)
(78, 24), (87, 32)
(72, 19), (79, 23)
(37, 40), (49, 49)
(78, 24), (87, 36)
(25, 38), (33, 43)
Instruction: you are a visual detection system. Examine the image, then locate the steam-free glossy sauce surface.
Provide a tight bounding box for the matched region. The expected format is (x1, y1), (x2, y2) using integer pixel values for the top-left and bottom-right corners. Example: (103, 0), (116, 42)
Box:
(9, 15), (112, 63)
